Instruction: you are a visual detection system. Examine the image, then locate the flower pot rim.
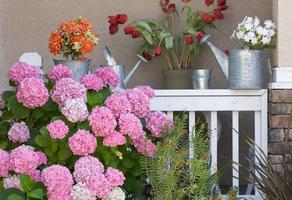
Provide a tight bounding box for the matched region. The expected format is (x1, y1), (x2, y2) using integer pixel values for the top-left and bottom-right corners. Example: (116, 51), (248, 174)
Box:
(53, 59), (91, 63)
(229, 48), (262, 52)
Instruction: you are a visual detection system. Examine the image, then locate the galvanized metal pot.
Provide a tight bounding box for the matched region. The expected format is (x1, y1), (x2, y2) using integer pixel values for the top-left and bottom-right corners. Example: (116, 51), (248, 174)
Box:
(228, 49), (263, 89)
(162, 69), (192, 89)
(53, 59), (90, 81)
(191, 69), (211, 89)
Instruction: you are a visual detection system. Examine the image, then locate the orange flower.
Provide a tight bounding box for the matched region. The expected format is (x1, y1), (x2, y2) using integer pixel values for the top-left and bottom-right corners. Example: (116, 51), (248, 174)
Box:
(81, 38), (94, 54)
(58, 21), (79, 34)
(71, 34), (86, 43)
(76, 17), (93, 32)
(49, 32), (62, 55)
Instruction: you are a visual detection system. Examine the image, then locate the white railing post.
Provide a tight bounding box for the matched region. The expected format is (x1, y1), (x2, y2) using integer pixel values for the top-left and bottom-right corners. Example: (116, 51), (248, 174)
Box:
(232, 111), (239, 188)
(211, 111), (218, 174)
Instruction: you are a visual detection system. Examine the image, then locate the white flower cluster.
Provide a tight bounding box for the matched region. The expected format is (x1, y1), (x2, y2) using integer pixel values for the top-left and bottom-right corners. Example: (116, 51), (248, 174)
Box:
(3, 175), (22, 191)
(103, 187), (126, 200)
(71, 182), (96, 200)
(231, 16), (277, 49)
(61, 98), (89, 123)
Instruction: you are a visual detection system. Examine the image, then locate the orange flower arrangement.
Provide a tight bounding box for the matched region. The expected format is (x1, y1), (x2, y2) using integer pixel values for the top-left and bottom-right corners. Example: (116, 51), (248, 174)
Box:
(49, 17), (99, 60)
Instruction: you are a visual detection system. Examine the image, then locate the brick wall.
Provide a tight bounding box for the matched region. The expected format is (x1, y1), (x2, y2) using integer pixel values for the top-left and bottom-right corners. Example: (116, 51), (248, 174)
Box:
(269, 90), (292, 171)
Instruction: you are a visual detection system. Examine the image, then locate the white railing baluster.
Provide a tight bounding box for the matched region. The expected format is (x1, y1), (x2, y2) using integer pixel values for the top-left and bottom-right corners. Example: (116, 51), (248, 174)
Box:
(167, 111), (174, 119)
(232, 111), (239, 188)
(254, 111), (261, 198)
(211, 111), (218, 174)
(189, 111), (196, 160)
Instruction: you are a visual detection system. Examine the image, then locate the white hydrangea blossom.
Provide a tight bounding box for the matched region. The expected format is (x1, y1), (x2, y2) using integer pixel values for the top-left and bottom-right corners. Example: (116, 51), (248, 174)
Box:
(61, 98), (89, 123)
(3, 175), (22, 191)
(71, 183), (96, 200)
(103, 187), (126, 200)
(231, 16), (277, 50)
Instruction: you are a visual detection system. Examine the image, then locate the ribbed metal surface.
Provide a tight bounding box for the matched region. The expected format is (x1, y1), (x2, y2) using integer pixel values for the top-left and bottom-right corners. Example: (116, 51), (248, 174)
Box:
(191, 69), (211, 89)
(229, 49), (263, 89)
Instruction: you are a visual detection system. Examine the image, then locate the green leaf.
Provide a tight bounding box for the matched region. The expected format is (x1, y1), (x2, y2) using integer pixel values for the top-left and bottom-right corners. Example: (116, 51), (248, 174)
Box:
(8, 80), (17, 87)
(135, 20), (152, 33)
(165, 36), (174, 49)
(58, 146), (72, 161)
(159, 32), (171, 41)
(2, 91), (15, 102)
(32, 108), (45, 119)
(77, 121), (90, 130)
(20, 174), (35, 192)
(8, 193), (25, 200)
(141, 32), (153, 45)
(0, 140), (8, 149)
(0, 121), (10, 136)
(87, 90), (104, 107)
(27, 188), (44, 200)
(8, 96), (29, 120)
(49, 140), (59, 153)
(35, 134), (50, 147)
(122, 157), (135, 168)
(43, 99), (58, 111)
(0, 188), (25, 200)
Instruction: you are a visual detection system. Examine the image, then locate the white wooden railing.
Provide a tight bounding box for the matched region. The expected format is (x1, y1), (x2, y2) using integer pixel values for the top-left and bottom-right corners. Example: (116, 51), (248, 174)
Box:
(151, 89), (268, 200)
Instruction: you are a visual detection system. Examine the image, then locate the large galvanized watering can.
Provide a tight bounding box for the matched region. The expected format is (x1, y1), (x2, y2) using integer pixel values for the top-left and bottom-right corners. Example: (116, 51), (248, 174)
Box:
(102, 47), (148, 90)
(201, 34), (269, 89)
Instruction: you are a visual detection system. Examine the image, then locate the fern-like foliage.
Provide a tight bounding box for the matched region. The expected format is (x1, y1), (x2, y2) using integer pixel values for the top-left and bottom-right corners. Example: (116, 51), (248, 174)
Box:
(140, 116), (219, 200)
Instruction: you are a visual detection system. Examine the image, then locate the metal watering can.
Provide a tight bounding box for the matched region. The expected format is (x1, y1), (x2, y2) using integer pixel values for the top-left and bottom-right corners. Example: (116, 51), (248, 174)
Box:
(102, 47), (148, 90)
(201, 34), (270, 89)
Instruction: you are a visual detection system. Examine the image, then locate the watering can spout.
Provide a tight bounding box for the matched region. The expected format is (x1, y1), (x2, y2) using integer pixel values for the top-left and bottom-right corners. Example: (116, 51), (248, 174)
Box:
(123, 55), (148, 85)
(201, 34), (229, 80)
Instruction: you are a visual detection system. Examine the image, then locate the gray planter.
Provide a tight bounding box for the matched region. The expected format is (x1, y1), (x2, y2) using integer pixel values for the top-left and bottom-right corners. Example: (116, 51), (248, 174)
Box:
(191, 69), (211, 89)
(53, 59), (90, 81)
(162, 69), (192, 89)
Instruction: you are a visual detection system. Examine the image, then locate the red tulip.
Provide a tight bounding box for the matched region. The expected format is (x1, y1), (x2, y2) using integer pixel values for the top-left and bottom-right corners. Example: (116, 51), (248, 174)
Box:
(184, 35), (193, 45)
(117, 14), (128, 24)
(213, 10), (224, 20)
(201, 12), (215, 24)
(217, 5), (229, 11)
(143, 52), (152, 61)
(131, 30), (141, 38)
(217, 0), (226, 6)
(153, 47), (162, 56)
(181, 0), (191, 3)
(163, 3), (176, 14)
(205, 0), (214, 6)
(109, 24), (119, 35)
(161, 0), (169, 6)
(108, 16), (118, 25)
(224, 50), (229, 55)
(195, 32), (205, 41)
(124, 26), (135, 35)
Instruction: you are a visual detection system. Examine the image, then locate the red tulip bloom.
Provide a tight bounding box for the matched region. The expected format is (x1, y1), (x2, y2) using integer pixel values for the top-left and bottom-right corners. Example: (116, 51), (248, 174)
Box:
(109, 24), (119, 35)
(163, 3), (176, 14)
(213, 10), (224, 20)
(205, 0), (214, 6)
(161, 0), (170, 6)
(181, 0), (191, 3)
(224, 50), (229, 56)
(195, 32), (205, 41)
(201, 12), (215, 24)
(184, 35), (193, 45)
(217, 5), (229, 11)
(143, 52), (152, 61)
(108, 16), (118, 25)
(131, 30), (141, 38)
(217, 0), (226, 6)
(153, 47), (162, 56)
(117, 14), (128, 24)
(124, 26), (135, 35)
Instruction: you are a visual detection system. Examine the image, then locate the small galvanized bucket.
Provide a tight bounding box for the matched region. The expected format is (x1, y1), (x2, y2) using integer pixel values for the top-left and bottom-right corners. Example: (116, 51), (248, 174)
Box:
(191, 69), (211, 89)
(228, 49), (263, 89)
(53, 59), (90, 81)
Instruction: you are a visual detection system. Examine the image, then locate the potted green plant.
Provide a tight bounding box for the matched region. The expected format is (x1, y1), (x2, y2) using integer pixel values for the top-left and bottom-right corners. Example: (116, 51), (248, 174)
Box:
(49, 17), (99, 81)
(108, 0), (229, 89)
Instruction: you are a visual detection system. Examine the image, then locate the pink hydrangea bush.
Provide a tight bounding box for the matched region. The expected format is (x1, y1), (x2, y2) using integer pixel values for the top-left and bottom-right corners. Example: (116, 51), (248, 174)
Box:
(96, 67), (119, 88)
(0, 149), (10, 177)
(46, 120), (69, 139)
(146, 111), (174, 138)
(16, 78), (49, 108)
(105, 167), (126, 187)
(126, 88), (151, 118)
(51, 78), (87, 105)
(105, 92), (132, 117)
(103, 130), (126, 147)
(8, 62), (43, 84)
(61, 98), (89, 123)
(69, 130), (97, 156)
(48, 64), (73, 83)
(80, 74), (104, 92)
(8, 121), (30, 143)
(119, 113), (144, 140)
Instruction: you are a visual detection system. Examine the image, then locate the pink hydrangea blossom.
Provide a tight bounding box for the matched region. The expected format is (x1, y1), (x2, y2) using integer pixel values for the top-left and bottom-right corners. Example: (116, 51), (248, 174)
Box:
(61, 98), (89, 123)
(42, 165), (73, 200)
(96, 67), (119, 88)
(51, 78), (87, 105)
(37, 151), (47, 165)
(0, 149), (10, 177)
(0, 89), (5, 109)
(73, 156), (104, 184)
(103, 130), (126, 147)
(126, 88), (150, 118)
(46, 120), (69, 139)
(8, 62), (43, 84)
(119, 113), (144, 140)
(134, 85), (155, 98)
(105, 92), (131, 117)
(105, 167), (125, 187)
(48, 64), (73, 83)
(27, 169), (42, 182)
(132, 137), (156, 157)
(10, 145), (39, 174)
(69, 130), (97, 156)
(146, 112), (174, 138)
(8, 122), (30, 143)
(87, 174), (111, 199)
(3, 175), (22, 191)
(88, 106), (117, 137)
(16, 78), (49, 108)
(80, 74), (104, 92)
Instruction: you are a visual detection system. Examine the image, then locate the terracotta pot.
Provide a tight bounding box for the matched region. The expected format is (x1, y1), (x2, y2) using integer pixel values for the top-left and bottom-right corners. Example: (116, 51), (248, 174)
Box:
(162, 69), (192, 89)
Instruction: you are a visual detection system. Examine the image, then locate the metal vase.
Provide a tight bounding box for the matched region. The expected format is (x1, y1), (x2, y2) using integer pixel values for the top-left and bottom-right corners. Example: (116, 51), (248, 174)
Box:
(228, 49), (263, 89)
(53, 59), (90, 81)
(191, 69), (211, 89)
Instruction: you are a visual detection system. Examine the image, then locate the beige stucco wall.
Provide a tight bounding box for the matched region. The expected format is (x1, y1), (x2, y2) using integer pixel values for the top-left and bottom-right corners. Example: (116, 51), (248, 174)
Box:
(0, 0), (272, 89)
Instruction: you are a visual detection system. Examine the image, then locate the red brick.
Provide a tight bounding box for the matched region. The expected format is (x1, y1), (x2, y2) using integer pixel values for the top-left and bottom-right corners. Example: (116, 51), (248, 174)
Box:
(270, 115), (292, 128)
(269, 90), (292, 103)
